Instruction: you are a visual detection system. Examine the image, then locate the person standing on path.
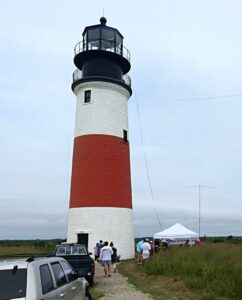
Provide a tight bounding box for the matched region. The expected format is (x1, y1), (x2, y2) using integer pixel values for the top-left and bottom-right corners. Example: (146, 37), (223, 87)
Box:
(141, 239), (151, 264)
(110, 242), (117, 272)
(97, 240), (104, 262)
(136, 239), (144, 265)
(100, 241), (113, 277)
(94, 243), (99, 261)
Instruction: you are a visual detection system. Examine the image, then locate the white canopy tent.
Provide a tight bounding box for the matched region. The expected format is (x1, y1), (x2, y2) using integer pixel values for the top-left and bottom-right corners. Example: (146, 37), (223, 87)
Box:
(153, 223), (199, 245)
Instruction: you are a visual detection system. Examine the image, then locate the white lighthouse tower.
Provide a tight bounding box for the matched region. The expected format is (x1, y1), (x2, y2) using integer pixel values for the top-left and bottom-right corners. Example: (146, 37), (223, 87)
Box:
(67, 17), (134, 259)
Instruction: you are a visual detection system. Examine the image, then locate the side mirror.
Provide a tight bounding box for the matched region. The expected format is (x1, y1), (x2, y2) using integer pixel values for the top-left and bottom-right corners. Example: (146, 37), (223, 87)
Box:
(72, 271), (79, 279)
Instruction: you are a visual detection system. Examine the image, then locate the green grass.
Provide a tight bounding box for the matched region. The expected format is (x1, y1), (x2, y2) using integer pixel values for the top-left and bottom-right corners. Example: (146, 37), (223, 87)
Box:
(118, 260), (199, 300)
(144, 244), (242, 299)
(0, 241), (56, 256)
(118, 244), (242, 299)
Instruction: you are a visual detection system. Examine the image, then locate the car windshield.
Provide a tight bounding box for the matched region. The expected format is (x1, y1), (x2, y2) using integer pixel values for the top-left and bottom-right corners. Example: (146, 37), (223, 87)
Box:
(56, 245), (87, 255)
(0, 268), (27, 299)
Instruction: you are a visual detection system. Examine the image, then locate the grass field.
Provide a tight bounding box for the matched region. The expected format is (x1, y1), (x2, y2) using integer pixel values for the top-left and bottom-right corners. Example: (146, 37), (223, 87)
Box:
(118, 260), (198, 299)
(0, 240), (57, 257)
(119, 243), (242, 300)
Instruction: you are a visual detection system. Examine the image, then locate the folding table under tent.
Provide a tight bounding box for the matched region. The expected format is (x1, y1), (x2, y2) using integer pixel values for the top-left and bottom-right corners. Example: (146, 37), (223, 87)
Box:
(153, 223), (199, 245)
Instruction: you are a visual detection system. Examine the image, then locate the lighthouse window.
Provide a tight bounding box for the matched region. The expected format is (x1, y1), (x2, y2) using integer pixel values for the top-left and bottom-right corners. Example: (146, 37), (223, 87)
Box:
(88, 28), (101, 49)
(123, 130), (128, 142)
(84, 90), (91, 103)
(101, 29), (115, 51)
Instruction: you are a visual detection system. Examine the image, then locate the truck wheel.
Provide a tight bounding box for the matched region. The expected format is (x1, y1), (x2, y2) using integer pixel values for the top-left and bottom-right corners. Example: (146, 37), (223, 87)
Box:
(85, 288), (92, 300)
(88, 277), (94, 286)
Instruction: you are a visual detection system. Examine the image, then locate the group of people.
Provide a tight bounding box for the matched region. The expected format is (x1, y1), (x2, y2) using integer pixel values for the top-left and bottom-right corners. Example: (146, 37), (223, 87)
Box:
(136, 238), (152, 264)
(94, 240), (118, 277)
(136, 238), (169, 264)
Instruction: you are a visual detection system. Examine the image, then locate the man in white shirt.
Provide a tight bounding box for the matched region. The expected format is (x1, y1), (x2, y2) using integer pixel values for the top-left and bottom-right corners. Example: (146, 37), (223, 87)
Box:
(100, 241), (113, 277)
(141, 239), (151, 263)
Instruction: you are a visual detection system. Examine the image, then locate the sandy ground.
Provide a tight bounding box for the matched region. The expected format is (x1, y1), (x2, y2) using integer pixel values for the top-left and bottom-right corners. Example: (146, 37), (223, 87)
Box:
(94, 262), (153, 300)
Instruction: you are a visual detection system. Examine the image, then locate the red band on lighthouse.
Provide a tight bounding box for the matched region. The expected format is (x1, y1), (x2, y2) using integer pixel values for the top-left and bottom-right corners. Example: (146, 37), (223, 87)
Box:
(70, 134), (132, 209)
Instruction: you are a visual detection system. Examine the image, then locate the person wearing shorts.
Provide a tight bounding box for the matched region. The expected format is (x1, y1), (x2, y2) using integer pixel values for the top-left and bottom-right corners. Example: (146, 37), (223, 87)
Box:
(141, 239), (151, 264)
(110, 242), (117, 272)
(97, 240), (103, 262)
(99, 241), (113, 277)
(136, 239), (144, 265)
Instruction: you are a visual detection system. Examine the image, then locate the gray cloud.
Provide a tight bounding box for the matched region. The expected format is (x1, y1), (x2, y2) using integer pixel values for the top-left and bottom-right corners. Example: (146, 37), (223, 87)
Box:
(0, 0), (242, 239)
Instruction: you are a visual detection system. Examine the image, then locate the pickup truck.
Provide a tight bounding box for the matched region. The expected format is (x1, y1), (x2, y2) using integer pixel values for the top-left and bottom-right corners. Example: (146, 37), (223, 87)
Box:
(54, 243), (95, 286)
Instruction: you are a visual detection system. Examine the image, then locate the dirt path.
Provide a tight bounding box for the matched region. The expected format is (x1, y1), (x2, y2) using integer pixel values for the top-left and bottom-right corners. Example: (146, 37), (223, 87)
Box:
(94, 262), (153, 300)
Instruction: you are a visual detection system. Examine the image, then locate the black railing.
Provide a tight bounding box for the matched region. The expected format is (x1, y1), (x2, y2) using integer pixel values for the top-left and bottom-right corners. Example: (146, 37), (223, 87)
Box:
(74, 40), (130, 61)
(72, 69), (131, 87)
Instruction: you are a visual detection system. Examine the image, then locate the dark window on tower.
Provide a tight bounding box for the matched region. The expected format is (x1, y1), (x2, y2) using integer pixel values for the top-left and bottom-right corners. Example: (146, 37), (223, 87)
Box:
(123, 130), (128, 142)
(84, 90), (91, 103)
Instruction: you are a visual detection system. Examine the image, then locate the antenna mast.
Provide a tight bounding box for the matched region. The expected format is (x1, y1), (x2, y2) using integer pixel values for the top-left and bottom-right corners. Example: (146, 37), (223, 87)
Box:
(188, 184), (214, 238)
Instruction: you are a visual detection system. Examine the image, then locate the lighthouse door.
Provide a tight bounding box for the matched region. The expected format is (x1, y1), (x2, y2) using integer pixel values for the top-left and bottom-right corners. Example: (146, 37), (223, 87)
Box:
(77, 233), (88, 248)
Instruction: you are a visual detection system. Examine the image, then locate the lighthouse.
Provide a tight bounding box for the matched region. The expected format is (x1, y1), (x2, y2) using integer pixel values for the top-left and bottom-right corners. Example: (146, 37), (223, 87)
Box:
(67, 17), (134, 259)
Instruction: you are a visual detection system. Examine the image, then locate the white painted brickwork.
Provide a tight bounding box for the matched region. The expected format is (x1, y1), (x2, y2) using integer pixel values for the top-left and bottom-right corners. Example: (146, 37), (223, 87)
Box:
(67, 207), (135, 260)
(73, 81), (130, 139)
(69, 80), (134, 259)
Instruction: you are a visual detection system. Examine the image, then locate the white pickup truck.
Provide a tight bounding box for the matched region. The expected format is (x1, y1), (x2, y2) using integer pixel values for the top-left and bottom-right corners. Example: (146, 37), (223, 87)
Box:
(0, 256), (92, 300)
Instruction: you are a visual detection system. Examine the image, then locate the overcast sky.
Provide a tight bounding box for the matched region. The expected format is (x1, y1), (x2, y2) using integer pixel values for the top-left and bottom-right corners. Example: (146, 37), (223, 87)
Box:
(0, 0), (242, 239)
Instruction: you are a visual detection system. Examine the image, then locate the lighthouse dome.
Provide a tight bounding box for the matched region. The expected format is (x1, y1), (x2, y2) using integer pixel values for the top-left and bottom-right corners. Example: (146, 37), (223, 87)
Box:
(73, 18), (130, 75)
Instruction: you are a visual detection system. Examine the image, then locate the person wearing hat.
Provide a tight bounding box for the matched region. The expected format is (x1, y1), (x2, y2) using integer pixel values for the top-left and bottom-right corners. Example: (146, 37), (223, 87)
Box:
(161, 239), (168, 251)
(141, 238), (151, 263)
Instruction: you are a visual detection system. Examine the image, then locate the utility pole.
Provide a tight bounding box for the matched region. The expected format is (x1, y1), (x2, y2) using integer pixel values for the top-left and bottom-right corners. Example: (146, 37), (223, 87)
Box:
(188, 184), (214, 238)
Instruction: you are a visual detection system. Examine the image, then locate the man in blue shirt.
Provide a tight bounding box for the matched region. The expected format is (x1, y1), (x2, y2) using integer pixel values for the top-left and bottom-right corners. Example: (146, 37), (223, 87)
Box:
(136, 240), (144, 265)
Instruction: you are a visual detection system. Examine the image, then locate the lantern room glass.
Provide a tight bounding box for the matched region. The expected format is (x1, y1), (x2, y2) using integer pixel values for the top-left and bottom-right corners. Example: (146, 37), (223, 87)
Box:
(83, 27), (123, 54)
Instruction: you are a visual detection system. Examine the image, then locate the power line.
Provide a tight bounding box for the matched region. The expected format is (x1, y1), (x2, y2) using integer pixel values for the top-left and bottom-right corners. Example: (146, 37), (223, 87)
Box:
(134, 92), (163, 230)
(145, 92), (242, 102)
(134, 103), (164, 222)
(134, 102), (192, 221)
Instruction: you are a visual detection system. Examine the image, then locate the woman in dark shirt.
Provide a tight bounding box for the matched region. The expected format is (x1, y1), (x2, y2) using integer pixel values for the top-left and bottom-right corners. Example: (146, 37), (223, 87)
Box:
(110, 242), (117, 272)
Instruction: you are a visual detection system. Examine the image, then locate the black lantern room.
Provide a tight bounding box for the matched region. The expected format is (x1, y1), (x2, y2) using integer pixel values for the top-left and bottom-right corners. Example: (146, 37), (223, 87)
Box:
(72, 17), (131, 94)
